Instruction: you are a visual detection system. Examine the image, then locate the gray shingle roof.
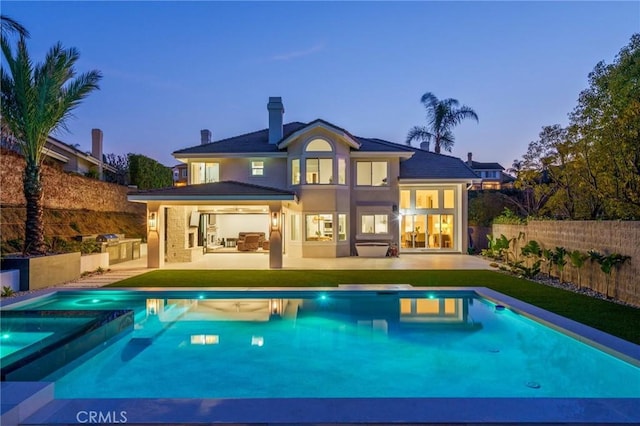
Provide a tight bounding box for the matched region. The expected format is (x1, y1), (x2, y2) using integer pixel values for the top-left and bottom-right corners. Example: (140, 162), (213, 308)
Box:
(470, 161), (505, 170)
(129, 181), (296, 200)
(399, 149), (479, 180)
(172, 119), (477, 180)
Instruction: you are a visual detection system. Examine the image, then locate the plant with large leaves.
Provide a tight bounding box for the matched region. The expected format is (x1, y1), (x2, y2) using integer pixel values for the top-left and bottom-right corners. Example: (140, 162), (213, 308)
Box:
(1, 36), (101, 255)
(406, 92), (478, 154)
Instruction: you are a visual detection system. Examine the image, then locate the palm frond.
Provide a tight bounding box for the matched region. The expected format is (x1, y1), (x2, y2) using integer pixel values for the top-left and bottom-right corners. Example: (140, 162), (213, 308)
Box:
(406, 126), (432, 148)
(0, 15), (30, 39)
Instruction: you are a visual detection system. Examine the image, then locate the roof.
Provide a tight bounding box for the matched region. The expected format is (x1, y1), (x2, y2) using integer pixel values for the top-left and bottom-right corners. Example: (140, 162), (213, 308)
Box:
(400, 148), (479, 180)
(469, 161), (505, 170)
(128, 180), (297, 202)
(173, 122), (307, 155)
(172, 119), (477, 180)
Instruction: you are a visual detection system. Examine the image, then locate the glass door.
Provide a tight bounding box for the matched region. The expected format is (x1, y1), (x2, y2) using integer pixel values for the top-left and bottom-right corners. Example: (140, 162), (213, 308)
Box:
(427, 214), (454, 249)
(400, 214), (426, 249)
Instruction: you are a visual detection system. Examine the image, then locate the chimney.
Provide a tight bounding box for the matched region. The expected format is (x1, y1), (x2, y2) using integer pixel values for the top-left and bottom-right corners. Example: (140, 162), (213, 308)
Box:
(467, 152), (473, 167)
(91, 129), (103, 180)
(200, 129), (212, 145)
(267, 97), (284, 144)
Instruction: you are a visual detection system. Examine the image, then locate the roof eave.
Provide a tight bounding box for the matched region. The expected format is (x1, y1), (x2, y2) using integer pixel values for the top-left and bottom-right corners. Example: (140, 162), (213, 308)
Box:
(173, 152), (287, 160)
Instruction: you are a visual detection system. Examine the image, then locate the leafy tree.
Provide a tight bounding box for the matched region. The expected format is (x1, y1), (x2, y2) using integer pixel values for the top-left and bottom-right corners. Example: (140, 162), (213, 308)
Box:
(1, 36), (102, 254)
(128, 154), (172, 189)
(511, 34), (640, 220)
(569, 33), (640, 219)
(104, 153), (130, 185)
(406, 92), (478, 153)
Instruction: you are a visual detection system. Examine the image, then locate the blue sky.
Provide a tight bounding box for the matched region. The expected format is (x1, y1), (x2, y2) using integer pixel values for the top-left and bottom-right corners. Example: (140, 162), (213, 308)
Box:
(3, 1), (639, 169)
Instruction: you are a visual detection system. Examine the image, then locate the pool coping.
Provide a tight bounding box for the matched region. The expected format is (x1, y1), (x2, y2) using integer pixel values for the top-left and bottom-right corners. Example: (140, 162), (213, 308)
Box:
(2, 286), (639, 425)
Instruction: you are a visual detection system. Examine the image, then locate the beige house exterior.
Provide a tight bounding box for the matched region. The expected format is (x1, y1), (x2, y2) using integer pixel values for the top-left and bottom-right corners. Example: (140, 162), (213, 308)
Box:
(129, 97), (479, 269)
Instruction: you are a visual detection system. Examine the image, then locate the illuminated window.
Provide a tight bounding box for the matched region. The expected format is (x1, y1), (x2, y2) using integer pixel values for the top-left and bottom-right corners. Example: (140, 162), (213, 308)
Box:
(291, 159), (300, 185)
(338, 214), (347, 240)
(361, 214), (388, 234)
(444, 189), (455, 208)
(416, 190), (438, 208)
(338, 158), (346, 184)
(306, 158), (333, 184)
(190, 162), (219, 184)
(306, 214), (333, 241)
(356, 161), (387, 186)
(290, 214), (301, 241)
(400, 190), (410, 209)
(306, 139), (332, 152)
(251, 160), (264, 176)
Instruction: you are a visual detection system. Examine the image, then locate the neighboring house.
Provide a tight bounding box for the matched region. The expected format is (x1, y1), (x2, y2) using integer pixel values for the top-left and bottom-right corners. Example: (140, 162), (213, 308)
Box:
(172, 163), (189, 187)
(466, 153), (515, 190)
(129, 97), (479, 269)
(2, 128), (116, 180)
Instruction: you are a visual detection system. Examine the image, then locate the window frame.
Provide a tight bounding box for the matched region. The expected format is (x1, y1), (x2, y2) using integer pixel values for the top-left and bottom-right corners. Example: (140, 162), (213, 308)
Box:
(356, 161), (388, 187)
(251, 160), (264, 176)
(360, 213), (389, 234)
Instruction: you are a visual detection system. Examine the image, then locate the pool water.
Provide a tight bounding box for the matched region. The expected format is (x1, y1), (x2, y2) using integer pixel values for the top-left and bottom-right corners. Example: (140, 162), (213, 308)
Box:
(4, 290), (640, 399)
(0, 331), (53, 358)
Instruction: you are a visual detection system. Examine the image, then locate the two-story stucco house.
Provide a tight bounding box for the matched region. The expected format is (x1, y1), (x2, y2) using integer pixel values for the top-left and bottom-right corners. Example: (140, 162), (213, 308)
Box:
(129, 97), (479, 269)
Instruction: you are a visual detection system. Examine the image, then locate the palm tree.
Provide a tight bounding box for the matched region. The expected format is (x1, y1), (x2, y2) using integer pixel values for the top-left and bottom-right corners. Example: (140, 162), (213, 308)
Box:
(406, 92), (478, 154)
(1, 36), (101, 255)
(1, 15), (30, 39)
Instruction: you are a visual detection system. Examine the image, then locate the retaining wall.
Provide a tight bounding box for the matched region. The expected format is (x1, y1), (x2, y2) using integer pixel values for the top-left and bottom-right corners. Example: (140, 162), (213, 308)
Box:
(493, 221), (640, 307)
(0, 149), (143, 214)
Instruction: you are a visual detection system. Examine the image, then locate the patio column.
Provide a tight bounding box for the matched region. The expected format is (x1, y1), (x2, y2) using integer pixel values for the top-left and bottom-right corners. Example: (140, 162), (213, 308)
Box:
(147, 203), (164, 268)
(269, 204), (282, 269)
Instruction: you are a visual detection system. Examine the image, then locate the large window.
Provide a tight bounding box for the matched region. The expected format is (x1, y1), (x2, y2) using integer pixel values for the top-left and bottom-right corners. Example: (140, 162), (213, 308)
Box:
(416, 190), (438, 208)
(361, 214), (388, 234)
(306, 214), (333, 241)
(306, 158), (333, 184)
(251, 160), (264, 176)
(356, 161), (387, 186)
(291, 159), (300, 185)
(191, 162), (219, 184)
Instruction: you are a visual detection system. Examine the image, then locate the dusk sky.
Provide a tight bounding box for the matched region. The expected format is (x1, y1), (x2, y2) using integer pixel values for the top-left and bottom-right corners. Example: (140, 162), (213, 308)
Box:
(3, 1), (638, 169)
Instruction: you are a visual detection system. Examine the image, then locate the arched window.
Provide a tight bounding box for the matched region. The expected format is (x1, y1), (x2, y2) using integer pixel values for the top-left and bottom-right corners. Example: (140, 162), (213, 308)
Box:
(306, 139), (332, 152)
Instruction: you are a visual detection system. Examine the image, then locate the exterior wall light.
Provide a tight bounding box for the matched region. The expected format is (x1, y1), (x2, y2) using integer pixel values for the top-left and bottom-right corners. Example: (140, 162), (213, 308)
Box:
(271, 211), (280, 231)
(148, 212), (158, 232)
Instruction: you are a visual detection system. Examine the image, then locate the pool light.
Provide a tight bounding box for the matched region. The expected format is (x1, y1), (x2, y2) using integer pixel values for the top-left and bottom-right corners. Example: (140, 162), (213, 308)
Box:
(91, 299), (100, 304)
(2, 334), (10, 339)
(427, 293), (436, 299)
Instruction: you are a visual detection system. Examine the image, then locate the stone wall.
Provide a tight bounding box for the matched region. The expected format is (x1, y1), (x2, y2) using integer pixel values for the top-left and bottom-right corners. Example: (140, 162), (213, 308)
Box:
(0, 149), (143, 214)
(493, 221), (640, 307)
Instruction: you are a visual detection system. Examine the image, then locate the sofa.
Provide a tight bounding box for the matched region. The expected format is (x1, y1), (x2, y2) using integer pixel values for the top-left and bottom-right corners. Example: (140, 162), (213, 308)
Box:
(237, 232), (266, 251)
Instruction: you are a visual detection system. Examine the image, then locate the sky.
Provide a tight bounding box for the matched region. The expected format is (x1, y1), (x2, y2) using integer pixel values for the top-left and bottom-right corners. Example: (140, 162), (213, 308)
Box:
(2, 1), (639, 169)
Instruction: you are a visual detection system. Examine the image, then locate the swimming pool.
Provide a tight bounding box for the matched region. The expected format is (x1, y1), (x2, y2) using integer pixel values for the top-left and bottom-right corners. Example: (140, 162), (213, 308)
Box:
(1, 287), (639, 424)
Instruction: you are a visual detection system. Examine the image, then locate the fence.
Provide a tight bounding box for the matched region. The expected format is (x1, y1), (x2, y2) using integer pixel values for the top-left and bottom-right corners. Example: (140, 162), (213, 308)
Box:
(492, 221), (639, 307)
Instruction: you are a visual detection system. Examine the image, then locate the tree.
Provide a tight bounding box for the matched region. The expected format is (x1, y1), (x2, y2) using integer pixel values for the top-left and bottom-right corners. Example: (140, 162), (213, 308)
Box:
(1, 36), (102, 254)
(104, 153), (130, 185)
(0, 15), (30, 39)
(406, 92), (478, 154)
(569, 33), (640, 219)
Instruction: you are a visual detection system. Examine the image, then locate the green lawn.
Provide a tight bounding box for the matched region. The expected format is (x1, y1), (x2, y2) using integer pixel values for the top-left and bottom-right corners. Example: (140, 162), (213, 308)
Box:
(109, 269), (640, 344)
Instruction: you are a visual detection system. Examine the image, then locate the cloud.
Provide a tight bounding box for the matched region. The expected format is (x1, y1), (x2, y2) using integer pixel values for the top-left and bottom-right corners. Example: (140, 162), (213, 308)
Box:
(271, 42), (325, 61)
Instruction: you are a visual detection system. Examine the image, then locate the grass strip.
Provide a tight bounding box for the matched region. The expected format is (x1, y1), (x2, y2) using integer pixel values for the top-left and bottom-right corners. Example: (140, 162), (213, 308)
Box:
(109, 269), (640, 344)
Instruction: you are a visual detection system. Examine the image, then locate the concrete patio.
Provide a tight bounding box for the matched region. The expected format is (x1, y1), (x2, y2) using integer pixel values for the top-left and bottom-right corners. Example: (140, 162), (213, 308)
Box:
(63, 245), (493, 288)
